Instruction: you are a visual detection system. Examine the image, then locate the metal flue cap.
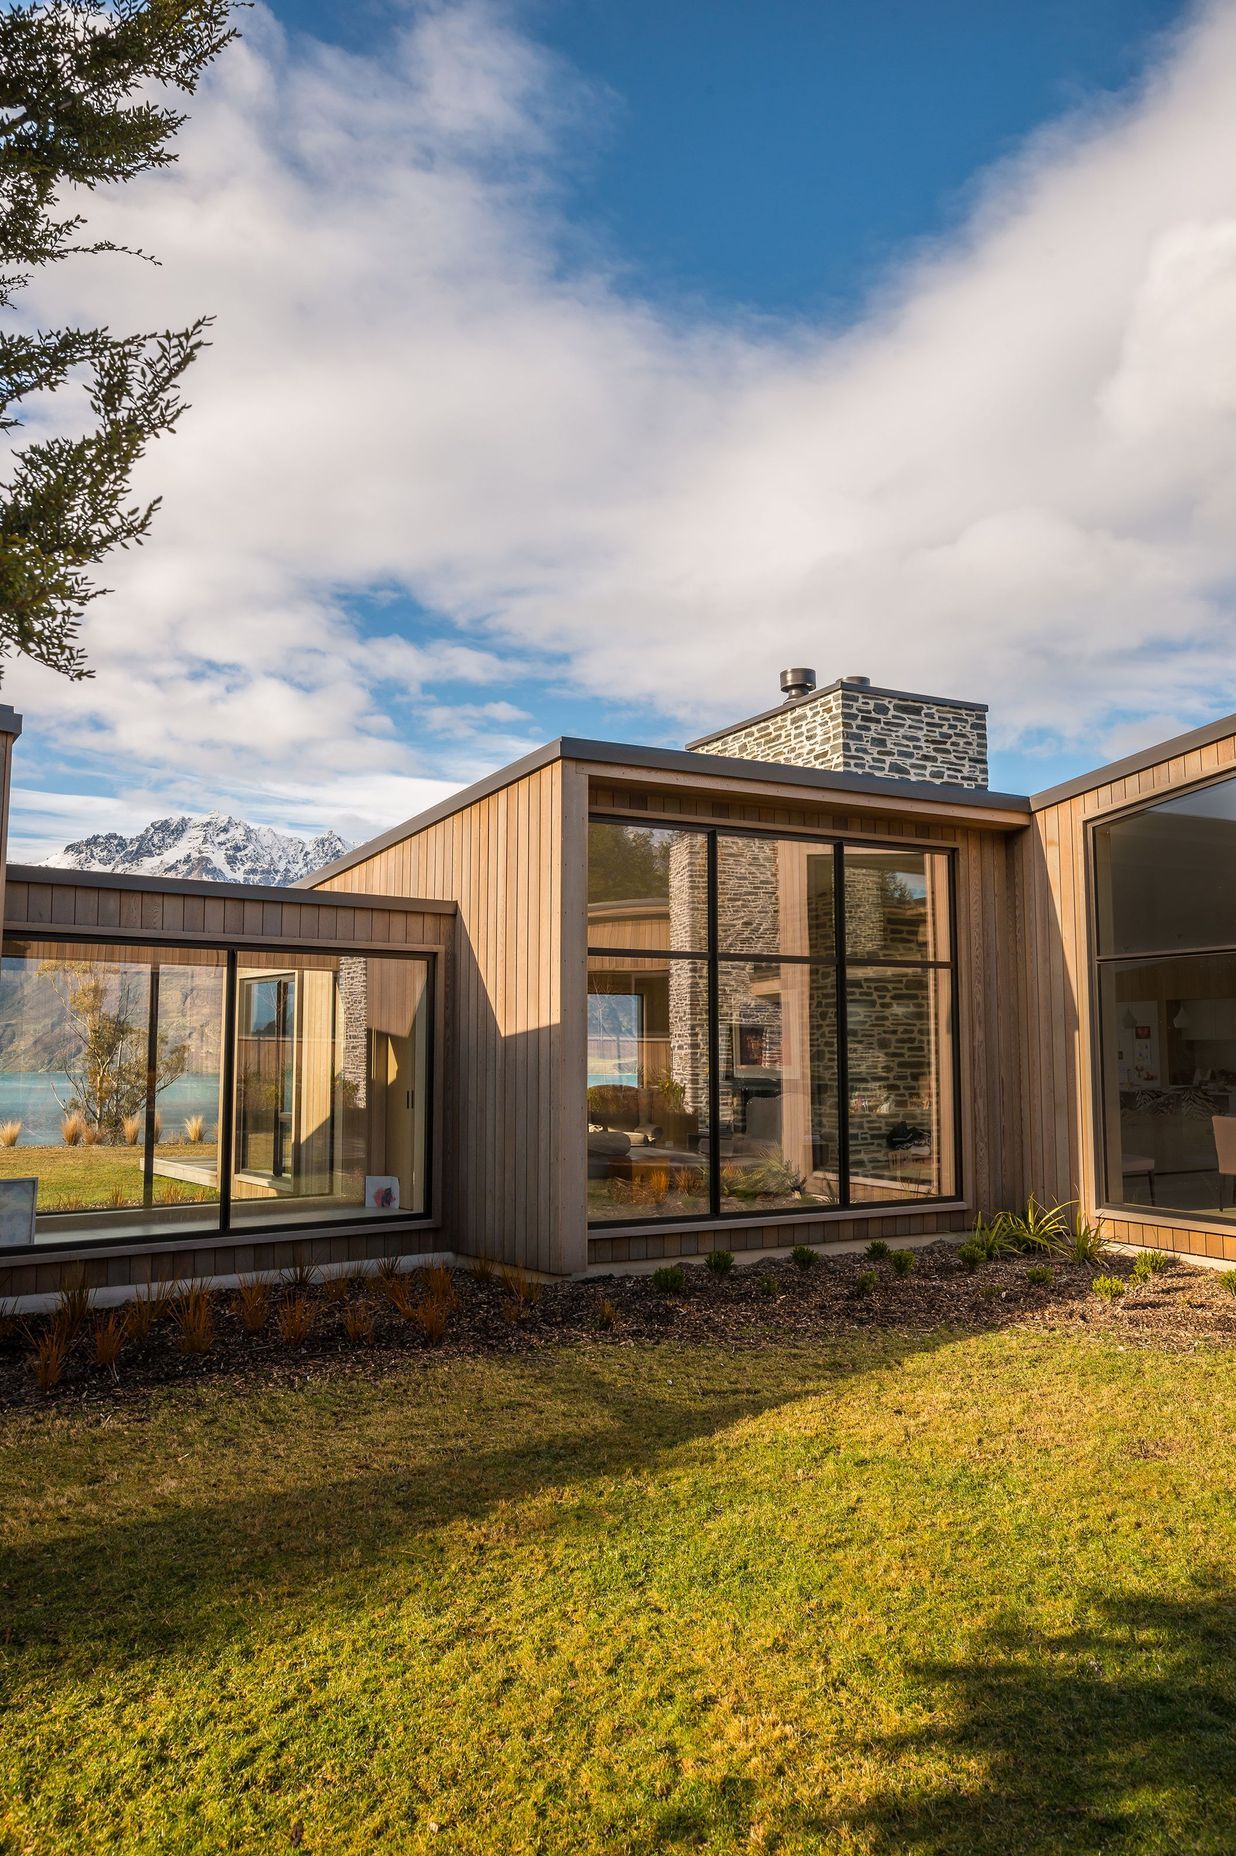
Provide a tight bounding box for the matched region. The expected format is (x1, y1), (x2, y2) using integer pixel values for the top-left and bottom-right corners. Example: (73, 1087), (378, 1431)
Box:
(844, 674), (872, 688)
(780, 667), (816, 701)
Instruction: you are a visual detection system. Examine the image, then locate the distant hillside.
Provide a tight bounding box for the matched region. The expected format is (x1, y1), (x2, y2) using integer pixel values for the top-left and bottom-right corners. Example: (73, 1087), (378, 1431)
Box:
(43, 811), (353, 887)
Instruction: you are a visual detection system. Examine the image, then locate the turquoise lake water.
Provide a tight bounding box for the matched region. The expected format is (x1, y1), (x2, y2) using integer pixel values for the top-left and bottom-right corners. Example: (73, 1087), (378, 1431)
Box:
(0, 1073), (221, 1143)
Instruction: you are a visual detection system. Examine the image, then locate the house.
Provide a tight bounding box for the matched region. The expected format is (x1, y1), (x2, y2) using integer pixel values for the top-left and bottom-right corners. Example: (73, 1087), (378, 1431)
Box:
(2, 669), (1236, 1301)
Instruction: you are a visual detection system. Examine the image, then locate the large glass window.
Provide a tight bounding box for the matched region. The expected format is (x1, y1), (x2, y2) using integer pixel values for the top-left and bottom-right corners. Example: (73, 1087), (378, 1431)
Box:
(1096, 777), (1236, 1223)
(0, 938), (431, 1249)
(587, 821), (959, 1224)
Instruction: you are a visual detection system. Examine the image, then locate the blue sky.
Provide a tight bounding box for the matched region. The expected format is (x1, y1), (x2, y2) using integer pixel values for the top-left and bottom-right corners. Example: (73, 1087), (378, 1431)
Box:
(5, 0), (1235, 855)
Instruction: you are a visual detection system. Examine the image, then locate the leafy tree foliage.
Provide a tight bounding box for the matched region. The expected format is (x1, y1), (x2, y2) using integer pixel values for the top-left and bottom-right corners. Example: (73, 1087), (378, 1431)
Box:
(588, 822), (671, 904)
(0, 0), (235, 680)
(41, 957), (188, 1135)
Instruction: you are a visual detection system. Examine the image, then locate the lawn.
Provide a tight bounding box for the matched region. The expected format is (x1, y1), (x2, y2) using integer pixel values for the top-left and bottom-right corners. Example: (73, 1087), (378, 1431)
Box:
(3, 1324), (1236, 1853)
(0, 1142), (215, 1209)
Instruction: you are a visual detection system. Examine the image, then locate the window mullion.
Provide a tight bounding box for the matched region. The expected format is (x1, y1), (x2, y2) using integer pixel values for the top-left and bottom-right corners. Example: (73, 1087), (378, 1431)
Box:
(835, 844), (850, 1209)
(707, 830), (721, 1220)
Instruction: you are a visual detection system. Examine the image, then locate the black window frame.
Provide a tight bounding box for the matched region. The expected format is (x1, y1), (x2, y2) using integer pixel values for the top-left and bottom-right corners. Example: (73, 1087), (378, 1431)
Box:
(0, 931), (436, 1258)
(586, 817), (963, 1227)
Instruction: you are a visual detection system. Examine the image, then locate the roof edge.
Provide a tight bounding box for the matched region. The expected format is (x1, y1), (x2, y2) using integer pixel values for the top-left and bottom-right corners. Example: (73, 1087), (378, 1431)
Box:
(1030, 711), (1236, 811)
(7, 862), (455, 912)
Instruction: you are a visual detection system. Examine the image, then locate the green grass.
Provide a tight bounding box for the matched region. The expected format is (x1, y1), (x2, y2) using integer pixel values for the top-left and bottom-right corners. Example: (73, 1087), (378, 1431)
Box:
(0, 1143), (215, 1209)
(3, 1328), (1236, 1852)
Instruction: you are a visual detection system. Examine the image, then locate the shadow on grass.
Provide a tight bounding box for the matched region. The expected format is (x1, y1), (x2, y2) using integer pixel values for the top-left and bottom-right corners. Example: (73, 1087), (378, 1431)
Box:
(0, 1333), (937, 1681)
(824, 1584), (1236, 1855)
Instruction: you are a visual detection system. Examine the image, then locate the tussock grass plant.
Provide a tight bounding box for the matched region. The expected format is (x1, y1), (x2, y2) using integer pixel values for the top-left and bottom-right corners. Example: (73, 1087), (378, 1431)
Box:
(323, 1273), (351, 1304)
(469, 1254), (498, 1282)
(651, 1264), (685, 1293)
(173, 1287), (215, 1355)
(0, 1299), (17, 1345)
(121, 1114), (142, 1146)
(28, 1321), (69, 1390)
(790, 1245), (818, 1270)
(183, 1115), (206, 1144)
(425, 1263), (460, 1309)
(56, 1280), (93, 1343)
(91, 1313), (126, 1379)
(281, 1254), (320, 1292)
(592, 1297), (619, 1331)
(82, 1125), (100, 1147)
(60, 1112), (86, 1147)
(124, 1293), (158, 1343)
(500, 1263), (542, 1307)
(234, 1278), (270, 1335)
(375, 1256), (403, 1294)
(277, 1296), (315, 1346)
(1092, 1274), (1126, 1301)
(410, 1293), (449, 1345)
(0, 1118), (21, 1146)
(342, 1299), (376, 1345)
(891, 1247), (915, 1277)
(705, 1249), (734, 1277)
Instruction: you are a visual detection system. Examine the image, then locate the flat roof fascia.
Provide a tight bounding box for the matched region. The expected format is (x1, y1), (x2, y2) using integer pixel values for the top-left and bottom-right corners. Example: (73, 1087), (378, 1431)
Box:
(302, 736), (1032, 887)
(0, 705), (22, 739)
(6, 862), (455, 915)
(1030, 711), (1236, 811)
(686, 678), (988, 750)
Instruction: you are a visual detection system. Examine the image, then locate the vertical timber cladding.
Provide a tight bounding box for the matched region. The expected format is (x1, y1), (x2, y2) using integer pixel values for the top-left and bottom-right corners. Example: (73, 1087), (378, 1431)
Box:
(588, 776), (1027, 1233)
(1022, 727), (1236, 1261)
(312, 762), (580, 1274)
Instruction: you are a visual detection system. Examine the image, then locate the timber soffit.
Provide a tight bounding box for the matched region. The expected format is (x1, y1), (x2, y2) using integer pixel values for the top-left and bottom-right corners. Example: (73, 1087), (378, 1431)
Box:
(299, 736), (1034, 889)
(5, 862), (455, 914)
(1029, 709), (1236, 812)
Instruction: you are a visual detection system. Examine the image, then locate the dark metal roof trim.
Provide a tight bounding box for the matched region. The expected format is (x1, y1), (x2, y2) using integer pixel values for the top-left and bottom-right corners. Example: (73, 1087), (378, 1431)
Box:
(7, 862), (455, 913)
(0, 704), (22, 739)
(685, 677), (988, 750)
(1030, 711), (1236, 811)
(300, 735), (1032, 886)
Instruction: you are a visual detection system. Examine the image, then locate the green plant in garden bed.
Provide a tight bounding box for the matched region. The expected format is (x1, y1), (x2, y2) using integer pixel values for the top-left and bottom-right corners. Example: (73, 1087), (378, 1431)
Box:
(1092, 1274), (1126, 1301)
(651, 1264), (685, 1293)
(704, 1249), (734, 1277)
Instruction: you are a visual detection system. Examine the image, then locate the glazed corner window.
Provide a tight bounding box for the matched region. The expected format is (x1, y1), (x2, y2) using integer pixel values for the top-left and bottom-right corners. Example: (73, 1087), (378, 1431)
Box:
(0, 940), (432, 1249)
(1096, 773), (1236, 1224)
(586, 820), (959, 1224)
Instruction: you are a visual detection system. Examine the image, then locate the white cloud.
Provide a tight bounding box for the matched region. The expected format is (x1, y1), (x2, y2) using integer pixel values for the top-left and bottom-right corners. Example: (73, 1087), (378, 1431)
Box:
(5, 0), (1236, 843)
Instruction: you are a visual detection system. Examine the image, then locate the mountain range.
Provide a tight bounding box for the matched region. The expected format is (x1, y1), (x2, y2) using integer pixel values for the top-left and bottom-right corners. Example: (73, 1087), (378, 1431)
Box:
(43, 811), (352, 887)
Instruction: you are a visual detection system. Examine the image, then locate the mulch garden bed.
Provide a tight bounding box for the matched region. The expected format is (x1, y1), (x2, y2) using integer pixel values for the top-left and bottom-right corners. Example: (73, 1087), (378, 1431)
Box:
(3, 1241), (1236, 1415)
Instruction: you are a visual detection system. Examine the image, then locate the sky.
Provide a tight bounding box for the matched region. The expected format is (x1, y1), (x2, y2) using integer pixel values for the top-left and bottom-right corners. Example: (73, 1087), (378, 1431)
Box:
(5, 0), (1236, 859)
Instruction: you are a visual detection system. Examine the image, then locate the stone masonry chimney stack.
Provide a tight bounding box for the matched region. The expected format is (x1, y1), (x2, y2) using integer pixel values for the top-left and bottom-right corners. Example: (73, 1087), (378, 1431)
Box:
(687, 672), (988, 788)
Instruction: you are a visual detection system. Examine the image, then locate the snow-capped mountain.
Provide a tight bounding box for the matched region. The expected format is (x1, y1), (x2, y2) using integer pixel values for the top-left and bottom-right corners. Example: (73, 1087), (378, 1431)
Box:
(43, 811), (353, 887)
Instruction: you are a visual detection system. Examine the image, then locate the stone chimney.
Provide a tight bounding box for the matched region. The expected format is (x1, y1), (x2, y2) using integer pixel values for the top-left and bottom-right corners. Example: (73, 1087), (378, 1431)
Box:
(686, 672), (988, 789)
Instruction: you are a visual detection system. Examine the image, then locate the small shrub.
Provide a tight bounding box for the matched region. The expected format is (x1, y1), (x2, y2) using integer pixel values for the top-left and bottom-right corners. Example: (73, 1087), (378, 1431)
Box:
(705, 1249), (734, 1277)
(1132, 1249), (1172, 1280)
(853, 1268), (878, 1297)
(234, 1277), (270, 1335)
(29, 1321), (69, 1390)
(183, 1114), (206, 1144)
(0, 1119), (21, 1147)
(61, 1111), (86, 1147)
(56, 1279), (93, 1342)
(277, 1295), (315, 1345)
(342, 1298), (376, 1344)
(174, 1286), (215, 1354)
(891, 1247), (915, 1277)
(1092, 1274), (1125, 1301)
(592, 1296), (618, 1331)
(121, 1113), (143, 1146)
(790, 1245), (818, 1270)
(651, 1264), (685, 1293)
(957, 1241), (985, 1273)
(1217, 1270), (1236, 1297)
(758, 1274), (777, 1297)
(410, 1292), (449, 1345)
(866, 1240), (891, 1260)
(1026, 1264), (1053, 1286)
(91, 1312), (126, 1379)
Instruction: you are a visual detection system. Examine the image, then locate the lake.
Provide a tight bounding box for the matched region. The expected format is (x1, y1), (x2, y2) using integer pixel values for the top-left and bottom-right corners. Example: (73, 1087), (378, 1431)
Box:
(0, 1073), (222, 1144)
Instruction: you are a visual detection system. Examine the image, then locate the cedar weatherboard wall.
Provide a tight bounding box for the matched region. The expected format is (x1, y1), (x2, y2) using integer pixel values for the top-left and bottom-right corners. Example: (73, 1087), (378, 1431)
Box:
(311, 760), (585, 1275)
(0, 868), (452, 1301)
(1021, 725), (1236, 1262)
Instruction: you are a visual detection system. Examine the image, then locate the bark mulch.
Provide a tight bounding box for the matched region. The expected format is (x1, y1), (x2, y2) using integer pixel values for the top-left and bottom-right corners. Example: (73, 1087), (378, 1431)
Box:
(3, 1240), (1235, 1415)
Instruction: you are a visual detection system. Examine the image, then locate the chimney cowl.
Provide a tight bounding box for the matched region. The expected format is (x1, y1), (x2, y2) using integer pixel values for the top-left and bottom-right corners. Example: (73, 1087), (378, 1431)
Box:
(844, 674), (871, 688)
(779, 667), (816, 702)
